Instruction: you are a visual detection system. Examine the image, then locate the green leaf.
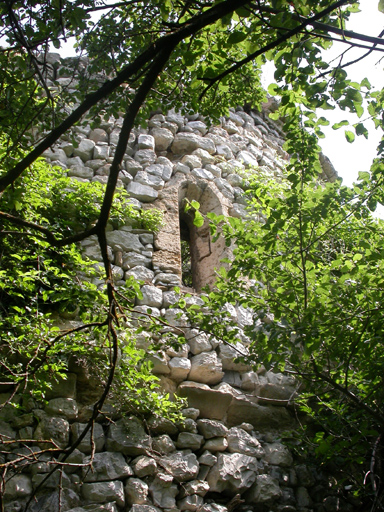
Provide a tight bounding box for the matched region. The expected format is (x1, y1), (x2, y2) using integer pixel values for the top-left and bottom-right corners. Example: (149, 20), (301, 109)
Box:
(345, 130), (355, 143)
(379, 0), (384, 13)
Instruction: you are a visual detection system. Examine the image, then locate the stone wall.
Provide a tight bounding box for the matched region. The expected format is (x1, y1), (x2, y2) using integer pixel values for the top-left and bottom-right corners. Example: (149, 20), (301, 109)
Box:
(0, 55), (349, 512)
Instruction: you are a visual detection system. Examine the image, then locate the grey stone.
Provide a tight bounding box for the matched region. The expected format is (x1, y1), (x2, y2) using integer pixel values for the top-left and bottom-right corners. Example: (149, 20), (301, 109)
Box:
(137, 134), (155, 150)
(3, 475), (32, 500)
(245, 474), (281, 503)
(207, 452), (258, 493)
(177, 382), (233, 421)
(203, 437), (228, 452)
(67, 165), (93, 179)
(132, 455), (157, 477)
(160, 452), (199, 481)
(137, 285), (163, 307)
(127, 182), (158, 202)
(171, 133), (215, 155)
(148, 416), (178, 436)
(125, 158), (143, 176)
(29, 488), (80, 512)
(71, 422), (105, 454)
(131, 505), (161, 512)
(125, 265), (154, 283)
(93, 144), (110, 160)
(264, 442), (293, 467)
(178, 495), (204, 511)
(106, 417), (151, 456)
(82, 481), (125, 508)
(226, 397), (295, 430)
(124, 477), (149, 505)
(149, 352), (170, 375)
(135, 170), (165, 190)
(89, 128), (109, 143)
(82, 452), (133, 482)
(181, 154), (202, 169)
(227, 427), (265, 458)
(200, 505), (227, 512)
(196, 419), (228, 439)
(34, 415), (70, 449)
(123, 253), (152, 270)
(73, 139), (95, 161)
(106, 230), (143, 252)
(181, 408), (200, 420)
(177, 417), (197, 433)
(134, 149), (157, 165)
(168, 357), (191, 382)
(188, 352), (224, 385)
(199, 451), (217, 466)
(191, 168), (214, 180)
(179, 480), (210, 498)
(152, 435), (176, 454)
(149, 473), (178, 508)
(176, 432), (204, 450)
(151, 128), (174, 151)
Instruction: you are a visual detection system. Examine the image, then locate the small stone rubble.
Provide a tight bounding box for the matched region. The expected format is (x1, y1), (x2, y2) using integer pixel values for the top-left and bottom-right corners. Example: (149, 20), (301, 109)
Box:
(0, 55), (346, 512)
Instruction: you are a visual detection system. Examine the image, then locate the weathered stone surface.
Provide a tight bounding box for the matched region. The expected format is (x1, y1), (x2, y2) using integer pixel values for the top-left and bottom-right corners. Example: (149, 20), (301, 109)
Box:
(175, 432), (204, 450)
(185, 329), (212, 355)
(137, 134), (155, 150)
(135, 170), (165, 190)
(196, 419), (228, 439)
(106, 230), (143, 252)
(207, 452), (258, 494)
(66, 503), (118, 512)
(71, 422), (105, 454)
(178, 494), (204, 511)
(124, 477), (149, 505)
(82, 452), (133, 482)
(35, 415), (70, 449)
(151, 128), (174, 151)
(177, 382), (233, 420)
(68, 165), (94, 179)
(226, 397), (295, 430)
(82, 481), (125, 507)
(132, 455), (158, 477)
(73, 139), (95, 161)
(227, 427), (265, 458)
(106, 417), (151, 456)
(125, 265), (154, 283)
(152, 434), (176, 454)
(137, 285), (163, 307)
(3, 474), (32, 499)
(204, 437), (228, 452)
(264, 442), (293, 467)
(131, 505), (161, 512)
(245, 474), (281, 503)
(199, 451), (217, 467)
(46, 373), (77, 399)
(188, 352), (224, 385)
(127, 182), (159, 202)
(148, 416), (178, 436)
(171, 133), (215, 155)
(160, 452), (199, 482)
(149, 473), (178, 508)
(134, 149), (157, 165)
(168, 357), (191, 382)
(200, 504), (227, 512)
(29, 489), (80, 512)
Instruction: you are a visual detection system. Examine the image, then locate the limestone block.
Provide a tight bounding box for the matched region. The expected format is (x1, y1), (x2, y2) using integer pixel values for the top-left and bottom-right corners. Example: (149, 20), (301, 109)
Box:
(178, 495), (204, 511)
(181, 154), (202, 169)
(135, 171), (164, 190)
(182, 407), (200, 420)
(82, 481), (125, 508)
(199, 451), (217, 467)
(45, 398), (78, 421)
(3, 474), (32, 500)
(196, 419), (228, 439)
(204, 163), (222, 177)
(241, 371), (260, 392)
(218, 342), (250, 372)
(123, 253), (152, 270)
(32, 470), (71, 490)
(157, 157), (173, 180)
(111, 264), (124, 281)
(169, 357), (191, 381)
(166, 111), (185, 128)
(174, 162), (190, 174)
(152, 434), (176, 454)
(223, 120), (239, 134)
(109, 128), (121, 145)
(207, 452), (258, 493)
(137, 285), (163, 307)
(148, 352), (170, 375)
(73, 139), (95, 161)
(171, 133), (216, 155)
(44, 147), (68, 163)
(176, 432), (204, 450)
(89, 128), (108, 143)
(28, 488), (80, 512)
(148, 416), (178, 436)
(64, 449), (84, 474)
(131, 505), (161, 512)
(229, 398), (294, 430)
(68, 165), (93, 179)
(227, 427), (265, 458)
(216, 144), (234, 159)
(177, 382), (233, 420)
(177, 417), (197, 433)
(200, 504), (228, 512)
(192, 148), (214, 164)
(106, 417), (151, 456)
(34, 415), (70, 449)
(93, 144), (110, 160)
(125, 158), (143, 176)
(71, 422), (105, 454)
(137, 134), (155, 150)
(160, 452), (199, 481)
(213, 178), (234, 200)
(203, 437), (228, 452)
(229, 111), (245, 126)
(125, 265), (154, 283)
(132, 456), (157, 477)
(191, 168), (214, 181)
(247, 144), (263, 160)
(149, 473), (178, 508)
(162, 307), (188, 326)
(82, 452), (133, 482)
(150, 127), (174, 151)
(166, 343), (189, 358)
(264, 442), (293, 467)
(223, 370), (242, 389)
(134, 149), (157, 166)
(107, 232), (142, 254)
(188, 352), (224, 385)
(127, 182), (158, 202)
(226, 173), (243, 187)
(125, 478), (149, 505)
(245, 474), (281, 503)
